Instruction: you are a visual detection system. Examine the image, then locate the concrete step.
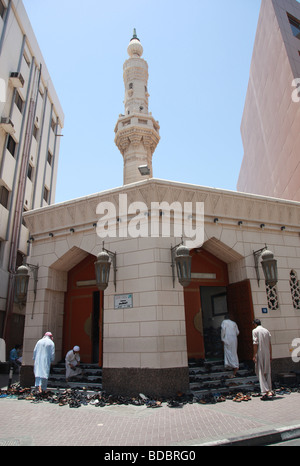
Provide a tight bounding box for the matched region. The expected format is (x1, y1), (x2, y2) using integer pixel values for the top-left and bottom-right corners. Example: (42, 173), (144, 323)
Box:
(188, 359), (259, 396)
(48, 362), (102, 390)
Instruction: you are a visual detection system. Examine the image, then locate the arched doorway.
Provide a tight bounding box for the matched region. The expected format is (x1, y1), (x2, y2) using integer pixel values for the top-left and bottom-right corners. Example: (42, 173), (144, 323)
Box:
(184, 249), (229, 360)
(62, 254), (103, 365)
(184, 248), (254, 362)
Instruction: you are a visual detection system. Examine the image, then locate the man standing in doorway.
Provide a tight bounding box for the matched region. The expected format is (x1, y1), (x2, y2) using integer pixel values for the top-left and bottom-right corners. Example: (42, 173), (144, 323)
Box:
(221, 315), (240, 377)
(252, 319), (273, 399)
(33, 332), (55, 393)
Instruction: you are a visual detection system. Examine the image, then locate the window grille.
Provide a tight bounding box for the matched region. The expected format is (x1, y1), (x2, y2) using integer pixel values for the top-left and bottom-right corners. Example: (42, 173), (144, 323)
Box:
(290, 270), (300, 310)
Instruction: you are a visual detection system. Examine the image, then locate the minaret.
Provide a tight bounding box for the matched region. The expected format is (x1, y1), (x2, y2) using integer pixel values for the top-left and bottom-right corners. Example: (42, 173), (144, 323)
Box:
(114, 30), (160, 185)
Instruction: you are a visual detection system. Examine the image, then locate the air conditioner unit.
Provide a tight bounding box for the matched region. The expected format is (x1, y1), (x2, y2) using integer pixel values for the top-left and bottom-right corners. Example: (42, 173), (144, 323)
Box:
(9, 72), (24, 88)
(0, 117), (15, 134)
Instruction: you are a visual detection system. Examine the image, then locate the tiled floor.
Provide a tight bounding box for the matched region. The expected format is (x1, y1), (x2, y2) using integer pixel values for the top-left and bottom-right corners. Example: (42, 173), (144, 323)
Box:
(1, 391), (300, 446)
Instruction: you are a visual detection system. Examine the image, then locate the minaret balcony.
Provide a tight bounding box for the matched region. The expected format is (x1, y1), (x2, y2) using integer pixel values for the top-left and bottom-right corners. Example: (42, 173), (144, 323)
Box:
(114, 123), (160, 155)
(115, 113), (159, 133)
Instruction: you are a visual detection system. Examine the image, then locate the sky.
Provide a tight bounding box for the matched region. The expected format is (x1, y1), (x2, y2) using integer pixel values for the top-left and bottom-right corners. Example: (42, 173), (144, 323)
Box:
(22, 0), (262, 205)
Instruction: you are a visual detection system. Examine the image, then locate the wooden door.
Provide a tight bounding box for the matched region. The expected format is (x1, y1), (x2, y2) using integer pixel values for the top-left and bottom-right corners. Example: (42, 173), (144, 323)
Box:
(227, 280), (254, 361)
(184, 249), (229, 360)
(63, 255), (103, 365)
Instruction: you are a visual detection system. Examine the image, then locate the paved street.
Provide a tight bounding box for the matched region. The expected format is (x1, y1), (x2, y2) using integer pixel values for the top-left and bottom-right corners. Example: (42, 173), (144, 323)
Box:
(1, 379), (300, 447)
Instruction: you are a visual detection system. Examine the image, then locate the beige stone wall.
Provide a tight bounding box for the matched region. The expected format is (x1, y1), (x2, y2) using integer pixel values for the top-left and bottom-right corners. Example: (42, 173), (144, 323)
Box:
(22, 180), (300, 369)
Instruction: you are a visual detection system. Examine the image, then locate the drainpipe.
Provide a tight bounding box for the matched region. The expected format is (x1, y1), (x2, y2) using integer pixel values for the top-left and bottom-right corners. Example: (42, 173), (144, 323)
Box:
(49, 117), (59, 204)
(40, 103), (53, 206)
(31, 88), (48, 208)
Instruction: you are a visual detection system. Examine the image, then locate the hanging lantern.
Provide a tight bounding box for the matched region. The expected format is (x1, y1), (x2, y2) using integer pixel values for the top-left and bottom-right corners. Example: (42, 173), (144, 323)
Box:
(94, 250), (111, 291)
(15, 265), (30, 302)
(175, 244), (192, 287)
(261, 249), (278, 287)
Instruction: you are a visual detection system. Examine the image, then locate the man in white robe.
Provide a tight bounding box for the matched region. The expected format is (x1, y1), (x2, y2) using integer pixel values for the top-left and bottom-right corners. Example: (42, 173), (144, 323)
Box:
(221, 315), (239, 376)
(65, 346), (82, 381)
(33, 332), (55, 392)
(252, 319), (273, 398)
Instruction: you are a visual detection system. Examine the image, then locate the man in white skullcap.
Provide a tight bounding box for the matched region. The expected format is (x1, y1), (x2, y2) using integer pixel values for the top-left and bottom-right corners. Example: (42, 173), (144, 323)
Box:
(33, 332), (55, 392)
(65, 346), (82, 382)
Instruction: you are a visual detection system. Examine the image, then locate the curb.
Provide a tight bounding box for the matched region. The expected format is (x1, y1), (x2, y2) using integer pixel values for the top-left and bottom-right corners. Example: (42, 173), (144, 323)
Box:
(197, 424), (300, 446)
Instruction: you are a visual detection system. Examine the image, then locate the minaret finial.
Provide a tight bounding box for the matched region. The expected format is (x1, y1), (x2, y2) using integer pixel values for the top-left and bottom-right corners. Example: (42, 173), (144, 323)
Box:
(132, 28), (139, 41)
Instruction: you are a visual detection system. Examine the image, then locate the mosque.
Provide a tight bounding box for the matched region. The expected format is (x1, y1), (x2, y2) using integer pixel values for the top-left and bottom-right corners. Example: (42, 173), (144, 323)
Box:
(19, 27), (300, 396)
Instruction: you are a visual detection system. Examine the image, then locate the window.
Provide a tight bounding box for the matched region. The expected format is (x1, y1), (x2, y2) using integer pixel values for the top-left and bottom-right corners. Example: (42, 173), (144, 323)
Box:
(129, 83), (133, 89)
(0, 186), (9, 208)
(266, 284), (279, 310)
(33, 125), (38, 140)
(27, 164), (33, 181)
(0, 0), (6, 20)
(290, 270), (300, 309)
(287, 13), (300, 39)
(51, 119), (56, 132)
(16, 251), (24, 267)
(43, 186), (49, 203)
(7, 135), (16, 157)
(47, 150), (53, 166)
(15, 92), (24, 114)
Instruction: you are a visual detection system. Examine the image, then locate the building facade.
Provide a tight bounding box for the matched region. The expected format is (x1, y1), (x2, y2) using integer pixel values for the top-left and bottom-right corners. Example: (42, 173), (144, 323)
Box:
(0, 0), (64, 351)
(19, 32), (300, 396)
(237, 0), (300, 202)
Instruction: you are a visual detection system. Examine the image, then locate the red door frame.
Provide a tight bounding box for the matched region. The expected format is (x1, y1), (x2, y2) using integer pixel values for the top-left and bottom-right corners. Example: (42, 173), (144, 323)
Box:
(184, 249), (229, 360)
(62, 255), (103, 365)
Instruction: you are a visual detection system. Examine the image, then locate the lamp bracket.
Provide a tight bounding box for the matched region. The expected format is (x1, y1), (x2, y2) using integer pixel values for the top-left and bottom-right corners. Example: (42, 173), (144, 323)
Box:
(253, 245), (267, 287)
(102, 241), (117, 291)
(171, 237), (184, 288)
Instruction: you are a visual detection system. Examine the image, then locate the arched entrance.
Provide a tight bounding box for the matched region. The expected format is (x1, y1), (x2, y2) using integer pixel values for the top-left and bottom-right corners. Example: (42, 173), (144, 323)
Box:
(62, 254), (103, 365)
(184, 247), (254, 362)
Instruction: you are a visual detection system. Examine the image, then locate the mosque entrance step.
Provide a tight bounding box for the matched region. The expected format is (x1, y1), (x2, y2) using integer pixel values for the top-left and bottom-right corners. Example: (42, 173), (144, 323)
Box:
(48, 362), (102, 390)
(188, 359), (259, 396)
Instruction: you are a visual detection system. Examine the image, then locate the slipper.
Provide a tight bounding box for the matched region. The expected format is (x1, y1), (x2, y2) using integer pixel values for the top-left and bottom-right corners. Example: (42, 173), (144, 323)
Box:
(168, 400), (183, 408)
(260, 393), (271, 400)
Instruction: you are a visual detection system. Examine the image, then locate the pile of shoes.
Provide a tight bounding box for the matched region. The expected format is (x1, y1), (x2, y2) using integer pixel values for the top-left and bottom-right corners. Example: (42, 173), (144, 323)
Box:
(2, 379), (300, 409)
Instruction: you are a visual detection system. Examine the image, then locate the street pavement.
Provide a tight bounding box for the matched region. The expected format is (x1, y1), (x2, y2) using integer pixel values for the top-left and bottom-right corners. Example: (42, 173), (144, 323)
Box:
(1, 374), (300, 448)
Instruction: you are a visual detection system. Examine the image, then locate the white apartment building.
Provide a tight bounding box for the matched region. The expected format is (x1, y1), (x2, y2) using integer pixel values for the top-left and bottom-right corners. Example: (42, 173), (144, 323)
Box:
(0, 0), (64, 351)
